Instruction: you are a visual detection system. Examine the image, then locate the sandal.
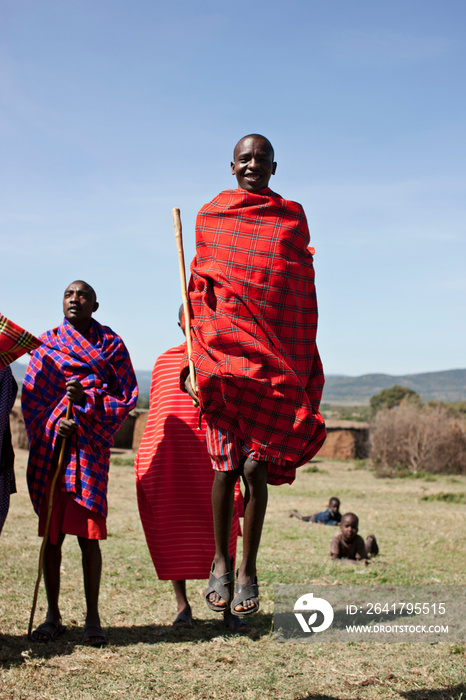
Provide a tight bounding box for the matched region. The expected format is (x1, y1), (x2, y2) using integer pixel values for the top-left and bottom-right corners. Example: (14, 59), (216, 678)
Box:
(81, 624), (107, 647)
(31, 621), (66, 643)
(205, 561), (234, 613)
(173, 608), (194, 629)
(224, 612), (252, 635)
(231, 576), (260, 617)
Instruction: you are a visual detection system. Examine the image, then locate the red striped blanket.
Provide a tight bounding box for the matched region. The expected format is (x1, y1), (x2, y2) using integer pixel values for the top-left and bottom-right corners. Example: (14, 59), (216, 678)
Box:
(183, 187), (326, 483)
(22, 319), (138, 518)
(135, 344), (241, 580)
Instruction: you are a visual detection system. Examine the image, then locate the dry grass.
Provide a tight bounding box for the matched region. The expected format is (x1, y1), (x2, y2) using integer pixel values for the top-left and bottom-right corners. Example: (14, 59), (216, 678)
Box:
(370, 404), (466, 475)
(0, 450), (465, 700)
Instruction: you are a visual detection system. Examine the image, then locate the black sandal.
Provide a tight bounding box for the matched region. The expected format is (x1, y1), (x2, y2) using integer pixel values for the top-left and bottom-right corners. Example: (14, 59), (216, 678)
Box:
(205, 562), (234, 612)
(231, 577), (260, 617)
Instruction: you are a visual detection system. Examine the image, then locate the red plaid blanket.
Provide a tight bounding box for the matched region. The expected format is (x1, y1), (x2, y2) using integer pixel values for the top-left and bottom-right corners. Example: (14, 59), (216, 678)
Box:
(22, 319), (138, 518)
(0, 314), (41, 368)
(183, 188), (326, 476)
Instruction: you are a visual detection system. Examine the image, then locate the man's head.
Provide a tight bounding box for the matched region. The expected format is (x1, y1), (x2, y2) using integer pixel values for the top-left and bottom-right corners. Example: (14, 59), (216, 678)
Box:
(340, 513), (359, 543)
(328, 497), (341, 516)
(63, 280), (98, 331)
(178, 304), (186, 336)
(231, 134), (277, 192)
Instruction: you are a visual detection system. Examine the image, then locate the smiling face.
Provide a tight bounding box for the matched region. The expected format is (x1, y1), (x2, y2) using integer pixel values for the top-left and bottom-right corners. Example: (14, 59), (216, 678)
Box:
(63, 280), (98, 331)
(340, 514), (359, 543)
(231, 135), (277, 192)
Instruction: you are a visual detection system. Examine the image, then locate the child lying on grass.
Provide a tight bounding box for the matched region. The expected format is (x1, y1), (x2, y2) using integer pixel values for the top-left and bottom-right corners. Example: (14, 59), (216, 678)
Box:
(330, 513), (379, 563)
(289, 496), (341, 525)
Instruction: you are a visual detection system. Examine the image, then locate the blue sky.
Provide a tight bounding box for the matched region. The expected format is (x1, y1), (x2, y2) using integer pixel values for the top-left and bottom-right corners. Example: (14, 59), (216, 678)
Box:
(1, 0), (465, 376)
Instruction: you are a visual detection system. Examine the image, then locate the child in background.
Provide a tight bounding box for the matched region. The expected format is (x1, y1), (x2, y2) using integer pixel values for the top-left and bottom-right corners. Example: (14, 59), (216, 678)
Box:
(289, 497), (341, 525)
(330, 513), (378, 563)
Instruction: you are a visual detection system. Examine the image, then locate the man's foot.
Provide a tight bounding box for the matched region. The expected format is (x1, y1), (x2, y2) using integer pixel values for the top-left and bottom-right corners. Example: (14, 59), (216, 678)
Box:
(81, 624), (107, 647)
(231, 576), (260, 617)
(205, 561), (234, 612)
(223, 610), (252, 634)
(173, 607), (193, 629)
(31, 620), (66, 643)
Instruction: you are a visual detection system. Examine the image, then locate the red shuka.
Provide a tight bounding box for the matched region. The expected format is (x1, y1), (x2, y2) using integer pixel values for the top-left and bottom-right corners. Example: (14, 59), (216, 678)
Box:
(135, 344), (241, 580)
(183, 188), (326, 484)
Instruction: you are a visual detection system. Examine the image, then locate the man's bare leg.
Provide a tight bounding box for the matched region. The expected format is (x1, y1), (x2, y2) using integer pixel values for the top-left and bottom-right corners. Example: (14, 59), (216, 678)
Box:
(207, 469), (238, 608)
(234, 458), (268, 614)
(78, 537), (105, 645)
(32, 533), (66, 640)
(171, 580), (194, 627)
(172, 580), (189, 614)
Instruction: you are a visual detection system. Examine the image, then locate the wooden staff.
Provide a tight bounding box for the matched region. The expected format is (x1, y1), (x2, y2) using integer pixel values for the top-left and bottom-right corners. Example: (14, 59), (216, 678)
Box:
(28, 400), (73, 638)
(172, 207), (198, 408)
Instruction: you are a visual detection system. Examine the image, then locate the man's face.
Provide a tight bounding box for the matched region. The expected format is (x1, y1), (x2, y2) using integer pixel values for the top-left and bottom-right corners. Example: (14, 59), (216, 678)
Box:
(63, 281), (98, 326)
(231, 136), (277, 192)
(329, 501), (340, 516)
(340, 516), (358, 543)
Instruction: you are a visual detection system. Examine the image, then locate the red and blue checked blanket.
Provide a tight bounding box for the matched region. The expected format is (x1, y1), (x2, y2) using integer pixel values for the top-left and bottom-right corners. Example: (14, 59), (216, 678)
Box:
(183, 188), (326, 482)
(22, 319), (138, 518)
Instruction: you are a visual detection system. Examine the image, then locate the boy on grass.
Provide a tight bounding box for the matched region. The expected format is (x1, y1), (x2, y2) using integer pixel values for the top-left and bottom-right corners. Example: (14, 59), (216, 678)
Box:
(289, 496), (341, 525)
(330, 513), (378, 562)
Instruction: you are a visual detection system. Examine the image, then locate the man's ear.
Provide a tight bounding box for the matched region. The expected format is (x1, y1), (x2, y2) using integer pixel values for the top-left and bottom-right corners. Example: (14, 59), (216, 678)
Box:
(93, 301), (99, 312)
(272, 162), (277, 175)
(231, 161), (236, 175)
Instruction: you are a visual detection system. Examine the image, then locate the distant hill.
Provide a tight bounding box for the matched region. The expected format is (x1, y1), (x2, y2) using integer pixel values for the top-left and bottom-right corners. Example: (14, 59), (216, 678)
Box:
(10, 362), (154, 398)
(323, 369), (466, 405)
(10, 362), (466, 405)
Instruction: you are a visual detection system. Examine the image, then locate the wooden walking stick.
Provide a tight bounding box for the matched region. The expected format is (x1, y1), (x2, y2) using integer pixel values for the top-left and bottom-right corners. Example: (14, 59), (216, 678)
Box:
(28, 399), (73, 638)
(172, 207), (198, 408)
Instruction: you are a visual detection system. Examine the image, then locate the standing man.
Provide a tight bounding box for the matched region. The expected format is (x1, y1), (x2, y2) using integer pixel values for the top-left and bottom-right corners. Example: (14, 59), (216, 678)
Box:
(183, 134), (326, 616)
(0, 366), (18, 534)
(22, 281), (138, 645)
(135, 306), (246, 632)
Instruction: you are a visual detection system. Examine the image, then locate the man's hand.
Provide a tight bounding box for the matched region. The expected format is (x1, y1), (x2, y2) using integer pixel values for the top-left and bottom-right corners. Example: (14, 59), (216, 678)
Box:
(66, 378), (85, 405)
(57, 418), (78, 439)
(184, 375), (199, 405)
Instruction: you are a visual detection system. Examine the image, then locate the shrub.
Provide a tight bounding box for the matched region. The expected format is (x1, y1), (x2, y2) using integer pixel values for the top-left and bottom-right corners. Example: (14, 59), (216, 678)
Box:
(370, 403), (466, 476)
(370, 385), (420, 415)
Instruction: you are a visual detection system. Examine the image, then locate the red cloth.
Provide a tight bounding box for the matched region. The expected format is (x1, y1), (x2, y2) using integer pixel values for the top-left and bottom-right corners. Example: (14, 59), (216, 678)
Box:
(0, 314), (41, 368)
(182, 188), (326, 484)
(39, 474), (107, 545)
(135, 344), (242, 581)
(22, 319), (138, 518)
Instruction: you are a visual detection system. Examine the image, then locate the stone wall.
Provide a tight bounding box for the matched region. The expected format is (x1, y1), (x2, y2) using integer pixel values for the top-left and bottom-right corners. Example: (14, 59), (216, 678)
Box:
(9, 400), (149, 452)
(10, 403), (369, 460)
(317, 420), (370, 460)
(10, 400), (29, 449)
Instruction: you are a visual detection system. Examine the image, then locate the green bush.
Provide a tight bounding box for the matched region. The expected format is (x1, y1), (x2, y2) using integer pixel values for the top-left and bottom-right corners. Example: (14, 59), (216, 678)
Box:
(370, 385), (420, 415)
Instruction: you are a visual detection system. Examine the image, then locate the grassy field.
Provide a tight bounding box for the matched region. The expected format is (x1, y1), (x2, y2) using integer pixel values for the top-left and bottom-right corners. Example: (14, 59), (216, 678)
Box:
(0, 450), (465, 700)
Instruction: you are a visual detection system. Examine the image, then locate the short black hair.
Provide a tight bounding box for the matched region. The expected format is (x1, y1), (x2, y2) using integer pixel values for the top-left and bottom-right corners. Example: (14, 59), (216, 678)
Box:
(233, 134), (274, 160)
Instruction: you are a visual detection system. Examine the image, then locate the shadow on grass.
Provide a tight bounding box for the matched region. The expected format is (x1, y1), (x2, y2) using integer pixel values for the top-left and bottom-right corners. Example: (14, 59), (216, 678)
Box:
(400, 683), (466, 700)
(295, 695), (345, 700)
(295, 683), (466, 700)
(0, 613), (272, 667)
